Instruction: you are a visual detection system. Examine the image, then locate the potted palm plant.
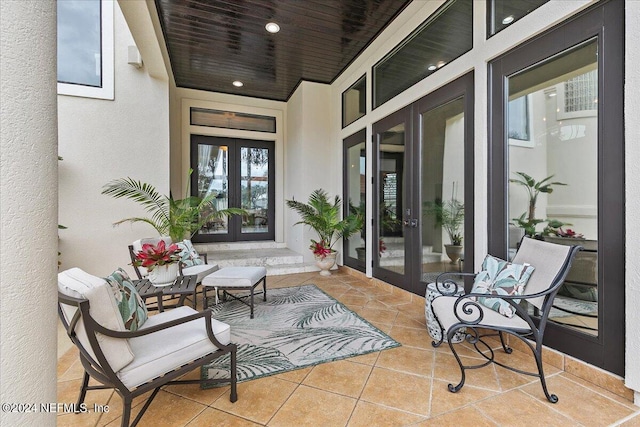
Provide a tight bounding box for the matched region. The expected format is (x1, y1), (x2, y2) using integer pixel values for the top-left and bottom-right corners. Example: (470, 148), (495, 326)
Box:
(286, 189), (363, 276)
(425, 197), (464, 264)
(102, 170), (245, 242)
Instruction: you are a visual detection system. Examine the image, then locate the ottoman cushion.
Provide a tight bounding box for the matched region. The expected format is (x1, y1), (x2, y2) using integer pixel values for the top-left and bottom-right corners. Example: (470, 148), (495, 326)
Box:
(202, 266), (267, 288)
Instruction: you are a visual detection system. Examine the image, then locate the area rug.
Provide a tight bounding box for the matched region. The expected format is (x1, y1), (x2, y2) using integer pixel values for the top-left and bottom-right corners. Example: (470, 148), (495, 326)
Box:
(200, 284), (400, 388)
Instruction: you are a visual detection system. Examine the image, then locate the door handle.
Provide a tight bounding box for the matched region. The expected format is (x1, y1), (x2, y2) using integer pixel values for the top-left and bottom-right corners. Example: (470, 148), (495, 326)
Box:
(403, 219), (418, 228)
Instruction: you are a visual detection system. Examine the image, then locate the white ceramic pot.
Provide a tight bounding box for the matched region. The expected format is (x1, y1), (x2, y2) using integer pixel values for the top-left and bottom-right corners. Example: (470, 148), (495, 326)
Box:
(315, 251), (337, 276)
(148, 263), (179, 286)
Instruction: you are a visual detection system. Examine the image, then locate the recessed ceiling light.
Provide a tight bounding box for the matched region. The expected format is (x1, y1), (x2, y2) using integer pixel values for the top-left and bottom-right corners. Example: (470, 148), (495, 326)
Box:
(428, 65), (437, 71)
(265, 22), (280, 33)
(232, 80), (244, 87)
(502, 15), (515, 25)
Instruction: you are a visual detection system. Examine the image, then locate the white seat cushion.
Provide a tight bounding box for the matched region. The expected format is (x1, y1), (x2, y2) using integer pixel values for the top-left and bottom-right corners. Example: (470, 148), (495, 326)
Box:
(58, 268), (135, 372)
(202, 266), (266, 288)
(182, 263), (219, 283)
(432, 295), (531, 333)
(118, 306), (231, 390)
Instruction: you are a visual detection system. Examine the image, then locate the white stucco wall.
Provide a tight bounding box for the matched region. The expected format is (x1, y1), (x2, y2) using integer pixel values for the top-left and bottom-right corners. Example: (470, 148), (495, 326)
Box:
(285, 82), (335, 261)
(58, 2), (170, 278)
(0, 1), (58, 425)
(624, 0), (640, 405)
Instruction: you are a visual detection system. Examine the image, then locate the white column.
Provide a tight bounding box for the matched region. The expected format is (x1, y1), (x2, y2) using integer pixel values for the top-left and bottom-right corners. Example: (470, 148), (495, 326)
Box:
(1, 1), (58, 426)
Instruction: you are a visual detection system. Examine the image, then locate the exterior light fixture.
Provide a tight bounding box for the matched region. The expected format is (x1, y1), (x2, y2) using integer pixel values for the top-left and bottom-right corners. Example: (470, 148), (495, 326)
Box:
(428, 65), (437, 71)
(437, 61), (446, 68)
(233, 80), (244, 87)
(265, 22), (280, 33)
(502, 15), (515, 25)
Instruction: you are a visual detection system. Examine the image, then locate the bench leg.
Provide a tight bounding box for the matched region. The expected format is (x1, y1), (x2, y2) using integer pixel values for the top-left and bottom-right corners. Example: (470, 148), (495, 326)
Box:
(249, 286), (254, 319)
(262, 276), (267, 301)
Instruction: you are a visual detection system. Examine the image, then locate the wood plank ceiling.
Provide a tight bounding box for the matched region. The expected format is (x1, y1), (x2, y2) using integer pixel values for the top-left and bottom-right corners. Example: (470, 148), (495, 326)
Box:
(154, 0), (412, 101)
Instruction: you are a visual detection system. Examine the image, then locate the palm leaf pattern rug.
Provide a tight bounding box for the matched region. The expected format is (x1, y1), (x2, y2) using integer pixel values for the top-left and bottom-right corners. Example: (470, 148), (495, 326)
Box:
(201, 284), (400, 388)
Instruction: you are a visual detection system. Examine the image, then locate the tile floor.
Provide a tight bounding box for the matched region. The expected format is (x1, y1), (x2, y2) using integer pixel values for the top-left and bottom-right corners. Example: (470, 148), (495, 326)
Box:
(57, 270), (640, 427)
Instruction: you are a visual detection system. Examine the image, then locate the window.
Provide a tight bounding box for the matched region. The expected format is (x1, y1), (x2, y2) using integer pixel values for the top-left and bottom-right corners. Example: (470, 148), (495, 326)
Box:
(190, 108), (276, 133)
(372, 0), (472, 108)
(57, 0), (114, 100)
(342, 76), (366, 128)
(487, 0), (549, 37)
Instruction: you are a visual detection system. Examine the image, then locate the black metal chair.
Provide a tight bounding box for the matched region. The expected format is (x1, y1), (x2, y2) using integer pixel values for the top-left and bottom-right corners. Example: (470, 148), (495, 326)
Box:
(58, 269), (237, 427)
(431, 237), (581, 403)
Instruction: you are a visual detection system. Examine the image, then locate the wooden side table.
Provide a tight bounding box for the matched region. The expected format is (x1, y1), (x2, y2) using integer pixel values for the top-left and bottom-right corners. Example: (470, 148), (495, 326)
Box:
(133, 275), (199, 310)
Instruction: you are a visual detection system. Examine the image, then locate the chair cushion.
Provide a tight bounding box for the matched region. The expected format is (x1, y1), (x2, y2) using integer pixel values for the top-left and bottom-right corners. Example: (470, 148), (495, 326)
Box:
(432, 295), (531, 333)
(118, 306), (231, 390)
(176, 239), (204, 267)
(105, 268), (148, 331)
(202, 266), (267, 288)
(470, 255), (535, 318)
(58, 268), (135, 372)
(182, 263), (219, 283)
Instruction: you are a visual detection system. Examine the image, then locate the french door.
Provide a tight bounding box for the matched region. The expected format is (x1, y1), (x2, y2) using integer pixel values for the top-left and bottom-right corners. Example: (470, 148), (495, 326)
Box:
(372, 72), (474, 295)
(488, 0), (624, 375)
(190, 135), (275, 242)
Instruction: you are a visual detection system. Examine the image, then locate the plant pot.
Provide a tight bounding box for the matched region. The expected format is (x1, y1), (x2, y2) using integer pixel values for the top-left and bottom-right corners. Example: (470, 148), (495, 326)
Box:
(444, 244), (463, 265)
(315, 251), (338, 276)
(355, 247), (366, 262)
(148, 263), (179, 286)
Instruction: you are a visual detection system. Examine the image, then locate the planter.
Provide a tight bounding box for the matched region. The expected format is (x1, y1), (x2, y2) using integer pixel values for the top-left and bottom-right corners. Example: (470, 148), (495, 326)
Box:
(355, 247), (366, 262)
(315, 251), (338, 276)
(148, 263), (179, 286)
(444, 244), (463, 265)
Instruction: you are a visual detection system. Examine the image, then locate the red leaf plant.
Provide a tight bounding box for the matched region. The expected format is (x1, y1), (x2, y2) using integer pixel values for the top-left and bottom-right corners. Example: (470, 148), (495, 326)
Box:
(310, 239), (334, 259)
(132, 240), (181, 271)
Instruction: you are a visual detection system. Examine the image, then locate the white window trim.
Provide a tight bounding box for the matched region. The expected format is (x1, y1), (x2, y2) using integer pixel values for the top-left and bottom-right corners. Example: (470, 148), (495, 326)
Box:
(57, 0), (114, 100)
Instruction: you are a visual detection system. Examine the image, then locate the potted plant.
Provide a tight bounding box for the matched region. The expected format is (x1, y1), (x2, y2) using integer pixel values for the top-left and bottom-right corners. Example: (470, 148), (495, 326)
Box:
(132, 240), (181, 285)
(510, 172), (567, 237)
(286, 189), (363, 276)
(425, 197), (464, 264)
(102, 170), (245, 242)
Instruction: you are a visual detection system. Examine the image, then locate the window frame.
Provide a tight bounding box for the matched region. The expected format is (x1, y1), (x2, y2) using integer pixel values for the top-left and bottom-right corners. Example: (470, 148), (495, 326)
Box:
(57, 0), (114, 100)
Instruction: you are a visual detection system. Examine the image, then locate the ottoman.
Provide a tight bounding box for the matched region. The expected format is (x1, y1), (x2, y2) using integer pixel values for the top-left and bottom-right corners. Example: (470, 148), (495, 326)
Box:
(202, 267), (267, 318)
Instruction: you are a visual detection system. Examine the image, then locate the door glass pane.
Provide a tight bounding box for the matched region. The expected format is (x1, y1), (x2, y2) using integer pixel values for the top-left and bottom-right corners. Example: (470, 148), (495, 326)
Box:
(378, 124), (405, 274)
(345, 138), (366, 262)
(196, 144), (230, 235)
(240, 147), (269, 234)
(421, 98), (465, 283)
(507, 39), (598, 336)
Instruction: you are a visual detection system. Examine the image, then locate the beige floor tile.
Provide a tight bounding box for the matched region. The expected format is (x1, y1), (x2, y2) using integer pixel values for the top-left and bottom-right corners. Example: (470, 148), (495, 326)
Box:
(388, 325), (433, 349)
(165, 368), (230, 405)
(432, 352), (502, 392)
(187, 407), (261, 426)
(347, 400), (427, 426)
(377, 291), (413, 307)
(273, 366), (313, 383)
(97, 388), (155, 426)
(57, 347), (79, 377)
(57, 378), (113, 417)
(58, 358), (89, 382)
(474, 389), (579, 426)
(349, 351), (380, 366)
(106, 390), (207, 427)
(212, 376), (296, 425)
(414, 405), (498, 426)
(558, 373), (639, 410)
(564, 356), (634, 401)
(302, 359), (372, 398)
(393, 313), (426, 329)
(621, 412), (640, 426)
(268, 384), (356, 427)
(356, 306), (399, 324)
(360, 367), (432, 416)
(429, 379), (497, 416)
(520, 375), (636, 426)
(375, 346), (434, 377)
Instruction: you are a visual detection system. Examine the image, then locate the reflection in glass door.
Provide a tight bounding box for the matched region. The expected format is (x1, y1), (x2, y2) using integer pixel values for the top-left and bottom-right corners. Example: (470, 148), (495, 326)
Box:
(420, 98), (466, 283)
(191, 135), (274, 242)
(507, 40), (599, 336)
(343, 130), (367, 271)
